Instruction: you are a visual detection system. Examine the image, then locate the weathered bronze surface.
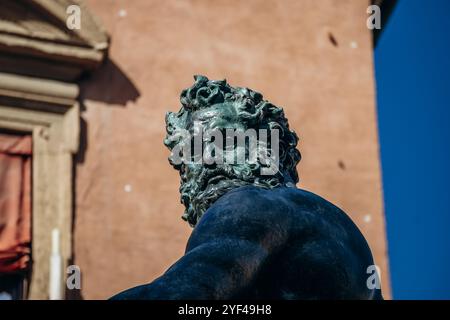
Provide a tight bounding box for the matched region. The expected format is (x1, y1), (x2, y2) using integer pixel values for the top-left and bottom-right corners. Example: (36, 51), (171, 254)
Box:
(112, 76), (383, 300)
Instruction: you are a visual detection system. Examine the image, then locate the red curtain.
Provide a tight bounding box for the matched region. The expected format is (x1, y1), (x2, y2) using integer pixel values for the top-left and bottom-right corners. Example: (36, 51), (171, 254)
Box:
(0, 133), (32, 273)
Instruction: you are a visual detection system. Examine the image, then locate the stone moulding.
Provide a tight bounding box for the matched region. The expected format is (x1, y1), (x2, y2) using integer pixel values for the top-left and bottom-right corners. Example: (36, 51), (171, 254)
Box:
(0, 0), (109, 81)
(0, 72), (79, 299)
(0, 0), (108, 299)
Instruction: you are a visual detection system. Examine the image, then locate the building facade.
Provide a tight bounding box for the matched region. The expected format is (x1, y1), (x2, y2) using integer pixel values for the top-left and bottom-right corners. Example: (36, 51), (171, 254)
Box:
(0, 0), (390, 299)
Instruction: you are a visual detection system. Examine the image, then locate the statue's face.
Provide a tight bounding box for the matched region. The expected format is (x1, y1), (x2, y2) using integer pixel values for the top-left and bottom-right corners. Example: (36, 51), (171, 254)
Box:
(177, 101), (255, 225)
(189, 102), (244, 132)
(181, 102), (239, 197)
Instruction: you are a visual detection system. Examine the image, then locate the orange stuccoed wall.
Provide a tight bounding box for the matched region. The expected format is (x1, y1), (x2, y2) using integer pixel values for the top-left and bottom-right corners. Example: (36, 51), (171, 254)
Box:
(75, 0), (390, 299)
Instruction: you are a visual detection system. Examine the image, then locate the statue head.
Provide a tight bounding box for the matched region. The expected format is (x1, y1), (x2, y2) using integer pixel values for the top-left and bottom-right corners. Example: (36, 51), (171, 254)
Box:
(164, 75), (301, 226)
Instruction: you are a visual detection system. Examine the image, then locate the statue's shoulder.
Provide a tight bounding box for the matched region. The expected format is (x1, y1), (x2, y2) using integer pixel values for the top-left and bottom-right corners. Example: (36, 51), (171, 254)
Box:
(214, 185), (335, 213)
(190, 185), (371, 262)
(188, 185), (300, 250)
(198, 185), (339, 228)
(200, 184), (362, 236)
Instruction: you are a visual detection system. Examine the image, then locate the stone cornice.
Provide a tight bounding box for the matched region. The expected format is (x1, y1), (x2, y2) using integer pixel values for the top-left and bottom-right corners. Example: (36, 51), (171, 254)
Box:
(0, 0), (109, 81)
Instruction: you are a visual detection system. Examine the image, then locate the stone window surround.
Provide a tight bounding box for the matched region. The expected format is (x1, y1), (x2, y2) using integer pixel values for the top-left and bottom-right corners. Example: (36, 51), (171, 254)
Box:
(0, 72), (79, 299)
(0, 0), (108, 299)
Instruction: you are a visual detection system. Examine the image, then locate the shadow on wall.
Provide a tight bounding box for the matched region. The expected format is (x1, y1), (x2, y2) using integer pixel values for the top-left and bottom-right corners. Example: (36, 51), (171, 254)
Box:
(69, 59), (141, 300)
(79, 59), (141, 107)
(76, 58), (141, 165)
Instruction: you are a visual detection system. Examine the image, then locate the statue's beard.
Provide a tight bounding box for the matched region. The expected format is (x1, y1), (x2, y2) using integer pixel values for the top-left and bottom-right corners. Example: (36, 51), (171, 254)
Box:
(179, 166), (250, 227)
(179, 165), (285, 227)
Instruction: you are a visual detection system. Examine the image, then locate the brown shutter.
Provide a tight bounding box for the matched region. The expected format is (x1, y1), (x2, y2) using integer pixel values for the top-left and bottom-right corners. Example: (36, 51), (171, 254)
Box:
(0, 133), (32, 273)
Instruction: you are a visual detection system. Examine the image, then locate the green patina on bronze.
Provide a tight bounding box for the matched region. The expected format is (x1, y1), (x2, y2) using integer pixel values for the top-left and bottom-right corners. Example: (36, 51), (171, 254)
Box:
(164, 75), (301, 227)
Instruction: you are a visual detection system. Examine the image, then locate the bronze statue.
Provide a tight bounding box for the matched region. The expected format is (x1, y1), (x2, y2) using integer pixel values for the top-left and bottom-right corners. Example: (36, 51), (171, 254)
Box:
(112, 75), (383, 300)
